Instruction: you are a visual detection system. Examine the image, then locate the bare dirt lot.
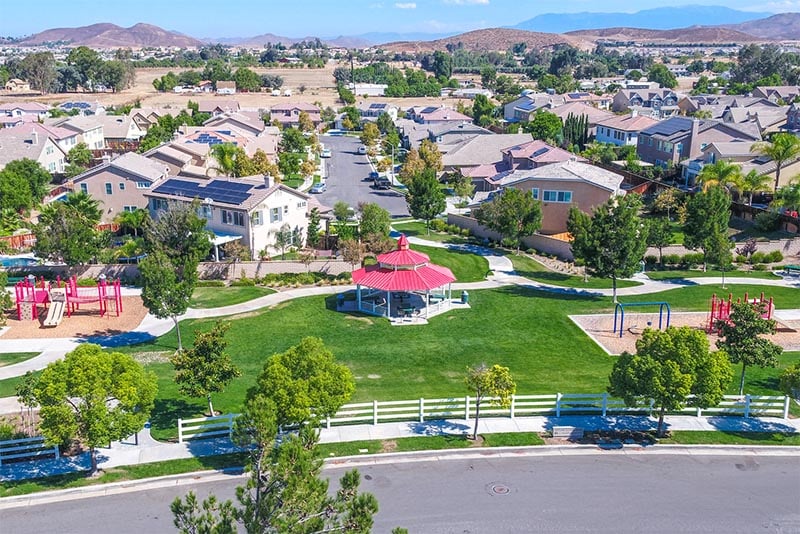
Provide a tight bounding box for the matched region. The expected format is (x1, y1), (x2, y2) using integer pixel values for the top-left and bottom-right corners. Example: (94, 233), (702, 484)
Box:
(1, 296), (148, 340)
(570, 311), (800, 355)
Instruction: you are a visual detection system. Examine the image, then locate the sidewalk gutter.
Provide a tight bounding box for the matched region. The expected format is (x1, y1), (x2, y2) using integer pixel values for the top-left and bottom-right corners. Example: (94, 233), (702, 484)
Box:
(2, 445), (798, 509)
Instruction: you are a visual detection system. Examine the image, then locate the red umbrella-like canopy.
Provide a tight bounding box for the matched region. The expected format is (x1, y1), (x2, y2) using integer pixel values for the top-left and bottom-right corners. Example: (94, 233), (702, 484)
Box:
(351, 234), (456, 291)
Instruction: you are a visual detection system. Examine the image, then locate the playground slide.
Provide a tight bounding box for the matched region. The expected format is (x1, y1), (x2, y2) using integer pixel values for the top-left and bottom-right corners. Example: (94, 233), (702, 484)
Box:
(42, 300), (65, 327)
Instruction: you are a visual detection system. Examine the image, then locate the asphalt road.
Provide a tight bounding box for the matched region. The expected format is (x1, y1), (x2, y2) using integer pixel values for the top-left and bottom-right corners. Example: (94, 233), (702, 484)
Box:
(4, 454), (799, 533)
(316, 134), (409, 218)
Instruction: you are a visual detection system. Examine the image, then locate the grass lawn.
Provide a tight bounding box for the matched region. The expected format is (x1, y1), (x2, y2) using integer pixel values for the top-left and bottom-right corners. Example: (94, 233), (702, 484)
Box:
(645, 269), (782, 281)
(659, 431), (800, 446)
(0, 353), (38, 367)
(392, 221), (469, 244)
(0, 371), (41, 398)
(410, 244), (490, 282)
(190, 286), (275, 309)
(508, 253), (643, 289)
(109, 283), (800, 440)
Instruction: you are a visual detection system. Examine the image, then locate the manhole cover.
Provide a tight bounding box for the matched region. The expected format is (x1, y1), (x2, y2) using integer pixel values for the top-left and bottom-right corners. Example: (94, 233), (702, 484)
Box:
(487, 482), (510, 496)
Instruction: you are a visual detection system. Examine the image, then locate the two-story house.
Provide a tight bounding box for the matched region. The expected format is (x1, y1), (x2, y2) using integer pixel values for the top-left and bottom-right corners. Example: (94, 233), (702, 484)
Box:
(595, 112), (659, 147)
(612, 88), (682, 119)
(197, 100), (241, 116)
(72, 152), (170, 222)
(6, 122), (81, 153)
(503, 92), (565, 123)
(0, 129), (67, 173)
(356, 102), (399, 122)
(52, 116), (105, 149)
(94, 115), (147, 147)
(406, 106), (471, 125)
(0, 102), (50, 120)
(549, 102), (615, 138)
(145, 175), (310, 257)
(269, 103), (321, 129)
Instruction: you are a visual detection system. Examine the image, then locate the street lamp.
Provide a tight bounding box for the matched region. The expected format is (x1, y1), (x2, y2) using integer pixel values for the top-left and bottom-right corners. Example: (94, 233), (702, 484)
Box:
(390, 146), (408, 186)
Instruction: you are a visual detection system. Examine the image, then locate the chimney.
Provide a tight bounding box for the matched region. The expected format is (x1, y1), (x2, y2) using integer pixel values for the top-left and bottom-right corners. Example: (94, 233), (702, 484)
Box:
(631, 109), (638, 118)
(688, 118), (701, 159)
(30, 130), (38, 146)
(263, 174), (273, 188)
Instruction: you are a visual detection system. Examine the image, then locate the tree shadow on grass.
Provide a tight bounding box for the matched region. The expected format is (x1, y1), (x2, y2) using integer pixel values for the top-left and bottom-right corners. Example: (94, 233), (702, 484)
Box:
(495, 284), (604, 303)
(149, 398), (205, 441)
(406, 419), (471, 437)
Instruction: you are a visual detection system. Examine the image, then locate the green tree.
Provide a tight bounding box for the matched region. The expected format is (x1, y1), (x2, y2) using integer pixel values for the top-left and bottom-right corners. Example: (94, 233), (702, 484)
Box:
(233, 67), (261, 92)
(34, 201), (104, 265)
(608, 326), (732, 436)
(683, 186), (731, 270)
(475, 187), (542, 253)
(249, 336), (355, 428)
(376, 112), (395, 135)
(646, 216), (673, 266)
(2, 158), (52, 203)
(273, 223), (294, 258)
(340, 237), (364, 268)
(741, 170), (772, 205)
(716, 301), (783, 396)
(307, 207), (321, 248)
(647, 63), (678, 89)
(359, 122), (380, 147)
(480, 65), (497, 90)
(705, 227), (734, 288)
(567, 194), (648, 303)
(64, 142), (93, 177)
(170, 321), (241, 416)
(418, 139), (443, 172)
(0, 167), (35, 212)
(465, 364), (516, 440)
(779, 362), (800, 399)
(398, 148), (425, 184)
(405, 168), (446, 234)
(472, 94), (495, 127)
(448, 171), (475, 202)
(210, 143), (246, 177)
(430, 51), (453, 80)
(32, 344), (157, 473)
(153, 71), (179, 92)
(139, 250), (196, 351)
(523, 110), (563, 143)
(297, 110), (314, 133)
(114, 208), (148, 237)
(279, 127), (307, 153)
(696, 160), (743, 193)
(61, 191), (102, 224)
(66, 46), (103, 88)
(358, 202), (391, 238)
(751, 133), (800, 192)
(20, 52), (57, 93)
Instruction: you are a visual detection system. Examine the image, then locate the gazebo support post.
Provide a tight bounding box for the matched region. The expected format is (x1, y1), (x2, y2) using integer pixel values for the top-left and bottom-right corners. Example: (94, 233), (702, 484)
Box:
(356, 285), (362, 313)
(386, 292), (391, 319)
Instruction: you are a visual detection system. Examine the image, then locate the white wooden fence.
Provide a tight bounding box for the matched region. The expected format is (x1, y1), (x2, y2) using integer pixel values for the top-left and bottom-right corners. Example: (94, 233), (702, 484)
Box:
(174, 394), (790, 439)
(178, 413), (238, 443)
(0, 436), (59, 465)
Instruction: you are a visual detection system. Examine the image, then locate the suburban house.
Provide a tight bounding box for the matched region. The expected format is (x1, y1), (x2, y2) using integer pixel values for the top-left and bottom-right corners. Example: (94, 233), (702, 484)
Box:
(721, 106), (787, 137)
(485, 160), (625, 234)
(549, 102), (615, 137)
(72, 152), (170, 222)
(59, 101), (106, 116)
(269, 102), (321, 129)
(0, 113), (37, 128)
(145, 174), (310, 257)
(499, 139), (586, 172)
(562, 92), (613, 110)
(683, 141), (800, 189)
(357, 102), (398, 122)
(4, 79), (31, 92)
(349, 83), (388, 97)
(595, 112), (660, 147)
(129, 108), (169, 130)
(5, 121), (80, 153)
(197, 100), (240, 116)
(202, 111), (268, 137)
(441, 133), (532, 189)
(751, 86), (800, 103)
(450, 88), (493, 99)
(94, 115), (147, 146)
(503, 92), (565, 122)
(677, 95), (777, 119)
(636, 117), (761, 168)
(406, 106), (471, 125)
(612, 88), (682, 119)
(785, 103), (800, 131)
(51, 116), (105, 149)
(0, 129), (68, 173)
(144, 144), (196, 176)
(427, 122), (492, 152)
(216, 81), (237, 95)
(0, 102), (50, 120)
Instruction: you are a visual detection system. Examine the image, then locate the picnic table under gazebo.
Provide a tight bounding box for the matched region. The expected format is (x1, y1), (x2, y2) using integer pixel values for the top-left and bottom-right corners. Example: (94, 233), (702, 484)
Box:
(349, 234), (463, 323)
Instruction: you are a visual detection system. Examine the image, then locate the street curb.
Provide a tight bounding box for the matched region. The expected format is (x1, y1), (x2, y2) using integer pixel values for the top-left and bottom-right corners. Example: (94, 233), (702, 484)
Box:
(2, 445), (798, 509)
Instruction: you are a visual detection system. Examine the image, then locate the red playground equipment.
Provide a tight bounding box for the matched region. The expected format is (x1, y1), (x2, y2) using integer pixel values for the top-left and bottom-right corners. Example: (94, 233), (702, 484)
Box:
(14, 275), (123, 321)
(707, 292), (773, 333)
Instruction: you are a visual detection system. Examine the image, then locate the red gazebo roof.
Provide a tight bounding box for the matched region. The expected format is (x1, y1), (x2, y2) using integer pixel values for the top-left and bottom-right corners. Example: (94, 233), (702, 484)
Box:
(351, 234), (456, 291)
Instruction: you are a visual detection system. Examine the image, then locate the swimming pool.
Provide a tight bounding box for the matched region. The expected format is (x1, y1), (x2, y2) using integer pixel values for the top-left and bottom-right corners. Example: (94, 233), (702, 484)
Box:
(0, 256), (40, 268)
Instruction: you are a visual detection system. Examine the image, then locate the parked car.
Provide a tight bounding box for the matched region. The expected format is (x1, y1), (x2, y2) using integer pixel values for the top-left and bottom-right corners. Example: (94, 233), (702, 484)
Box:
(309, 182), (327, 193)
(321, 148), (332, 158)
(367, 171), (379, 181)
(358, 145), (368, 155)
(374, 177), (391, 190)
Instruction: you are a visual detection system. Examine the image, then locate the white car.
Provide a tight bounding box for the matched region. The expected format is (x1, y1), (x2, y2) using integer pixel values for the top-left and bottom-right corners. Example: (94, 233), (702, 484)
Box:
(321, 148), (332, 158)
(358, 145), (368, 155)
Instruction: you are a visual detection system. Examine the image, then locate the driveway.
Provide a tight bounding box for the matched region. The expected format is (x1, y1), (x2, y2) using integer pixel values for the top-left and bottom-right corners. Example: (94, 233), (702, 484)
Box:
(316, 134), (409, 217)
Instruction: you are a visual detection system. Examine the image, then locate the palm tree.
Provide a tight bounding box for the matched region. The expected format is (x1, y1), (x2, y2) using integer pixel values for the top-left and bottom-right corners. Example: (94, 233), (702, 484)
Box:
(114, 208), (148, 237)
(209, 143), (244, 177)
(751, 133), (800, 192)
(776, 179), (800, 212)
(61, 191), (102, 224)
(740, 170), (772, 205)
(696, 160), (743, 194)
(0, 208), (24, 236)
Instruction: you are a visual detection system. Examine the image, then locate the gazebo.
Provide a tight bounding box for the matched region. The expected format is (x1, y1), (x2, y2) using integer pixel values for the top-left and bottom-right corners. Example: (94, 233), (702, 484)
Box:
(350, 234), (457, 322)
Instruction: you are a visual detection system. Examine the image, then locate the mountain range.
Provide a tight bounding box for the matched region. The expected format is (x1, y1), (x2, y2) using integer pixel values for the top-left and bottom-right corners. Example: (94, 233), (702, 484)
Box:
(11, 7), (800, 49)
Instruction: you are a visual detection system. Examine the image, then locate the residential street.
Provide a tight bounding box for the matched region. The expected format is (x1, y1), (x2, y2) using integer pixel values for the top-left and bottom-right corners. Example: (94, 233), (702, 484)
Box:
(4, 454), (798, 533)
(317, 134), (410, 217)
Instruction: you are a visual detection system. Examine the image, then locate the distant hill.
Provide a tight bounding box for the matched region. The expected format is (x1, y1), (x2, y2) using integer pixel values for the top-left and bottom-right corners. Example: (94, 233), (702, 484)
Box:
(566, 25), (765, 44)
(351, 32), (454, 46)
(723, 12), (800, 40)
(207, 33), (324, 47)
(515, 6), (770, 34)
(382, 28), (587, 53)
(19, 22), (203, 47)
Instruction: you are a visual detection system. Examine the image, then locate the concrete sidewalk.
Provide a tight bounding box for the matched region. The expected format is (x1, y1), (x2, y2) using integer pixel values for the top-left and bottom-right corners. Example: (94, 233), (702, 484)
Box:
(2, 413), (799, 482)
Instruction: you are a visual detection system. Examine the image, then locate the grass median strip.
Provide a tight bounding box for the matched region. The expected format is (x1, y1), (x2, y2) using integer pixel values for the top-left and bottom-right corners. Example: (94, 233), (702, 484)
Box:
(658, 431), (800, 446)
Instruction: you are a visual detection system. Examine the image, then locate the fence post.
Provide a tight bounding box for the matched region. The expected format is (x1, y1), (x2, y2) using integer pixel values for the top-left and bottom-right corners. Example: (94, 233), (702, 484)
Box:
(229, 413), (236, 439)
(696, 406), (702, 417)
(510, 395), (516, 419)
(602, 393), (608, 417)
(784, 396), (791, 419)
(744, 394), (751, 418)
(465, 395), (470, 421)
(326, 415), (331, 429)
(373, 400), (378, 426)
(556, 393), (562, 417)
(419, 398), (425, 423)
(178, 418), (183, 444)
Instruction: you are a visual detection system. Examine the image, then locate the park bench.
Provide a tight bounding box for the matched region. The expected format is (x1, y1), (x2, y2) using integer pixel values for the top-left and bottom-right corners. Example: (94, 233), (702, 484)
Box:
(783, 265), (800, 276)
(552, 426), (584, 440)
(0, 436), (59, 465)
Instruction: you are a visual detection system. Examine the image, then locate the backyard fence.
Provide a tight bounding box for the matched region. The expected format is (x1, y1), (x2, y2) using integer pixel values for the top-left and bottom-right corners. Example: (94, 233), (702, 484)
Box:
(175, 393), (790, 440)
(0, 436), (59, 465)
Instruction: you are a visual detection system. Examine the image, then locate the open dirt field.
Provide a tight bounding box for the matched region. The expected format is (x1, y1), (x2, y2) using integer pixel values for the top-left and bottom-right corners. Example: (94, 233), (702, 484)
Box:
(570, 311), (800, 355)
(1, 296), (148, 340)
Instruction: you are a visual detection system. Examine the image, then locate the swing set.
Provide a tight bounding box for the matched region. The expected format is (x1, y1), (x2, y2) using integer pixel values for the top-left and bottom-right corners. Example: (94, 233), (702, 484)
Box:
(613, 301), (671, 338)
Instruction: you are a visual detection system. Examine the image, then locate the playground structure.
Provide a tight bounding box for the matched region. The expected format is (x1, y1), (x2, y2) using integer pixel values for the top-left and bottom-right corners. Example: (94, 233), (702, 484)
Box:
(707, 292), (773, 333)
(14, 275), (123, 324)
(613, 301), (671, 338)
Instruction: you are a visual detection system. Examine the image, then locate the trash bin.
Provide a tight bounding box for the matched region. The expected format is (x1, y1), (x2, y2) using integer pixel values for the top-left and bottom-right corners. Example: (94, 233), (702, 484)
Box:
(461, 291), (469, 304)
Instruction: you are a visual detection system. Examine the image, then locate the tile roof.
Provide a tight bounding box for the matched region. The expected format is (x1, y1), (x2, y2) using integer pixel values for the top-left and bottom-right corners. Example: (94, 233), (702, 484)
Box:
(597, 113), (659, 132)
(504, 140), (585, 164)
(442, 134), (533, 167)
(5, 121), (77, 140)
(496, 160), (624, 193)
(269, 102), (320, 113)
(0, 102), (50, 113)
(549, 102), (614, 123)
(93, 115), (138, 139)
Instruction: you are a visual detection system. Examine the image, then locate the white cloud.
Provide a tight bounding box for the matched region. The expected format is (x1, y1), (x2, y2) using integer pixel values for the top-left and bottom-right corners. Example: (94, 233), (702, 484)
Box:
(394, 2), (417, 8)
(443, 0), (490, 4)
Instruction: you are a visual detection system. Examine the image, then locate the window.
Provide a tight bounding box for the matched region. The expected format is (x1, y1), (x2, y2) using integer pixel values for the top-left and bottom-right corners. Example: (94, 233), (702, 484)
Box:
(251, 211), (262, 225)
(283, 205), (289, 214)
(123, 206), (137, 212)
(80, 183), (88, 193)
(222, 210), (245, 226)
(542, 190), (572, 203)
(150, 198), (168, 211)
(46, 145), (54, 155)
(48, 162), (56, 172)
(105, 183), (113, 195)
(531, 188), (539, 200)
(197, 205), (212, 219)
(271, 207), (282, 223)
(119, 182), (125, 191)
(136, 182), (150, 189)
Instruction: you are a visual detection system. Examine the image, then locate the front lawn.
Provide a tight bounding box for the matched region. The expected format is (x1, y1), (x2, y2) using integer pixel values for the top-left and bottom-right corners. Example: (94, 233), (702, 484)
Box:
(410, 244), (490, 282)
(392, 221), (469, 244)
(0, 353), (38, 367)
(508, 253), (643, 289)
(111, 283), (800, 439)
(190, 286), (275, 309)
(645, 269), (782, 281)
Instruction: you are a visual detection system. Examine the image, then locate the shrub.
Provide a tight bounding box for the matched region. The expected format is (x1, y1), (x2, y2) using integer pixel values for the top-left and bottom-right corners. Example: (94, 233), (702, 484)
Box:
(76, 278), (98, 287)
(461, 228), (471, 237)
(681, 253), (704, 267)
(766, 250), (784, 263)
(752, 263), (768, 271)
(644, 255), (658, 265)
(429, 219), (447, 232)
(230, 276), (256, 287)
(750, 251), (766, 264)
(754, 211), (781, 232)
(195, 280), (226, 287)
(335, 272), (352, 281)
(663, 253), (681, 265)
(447, 224), (460, 234)
(735, 254), (748, 264)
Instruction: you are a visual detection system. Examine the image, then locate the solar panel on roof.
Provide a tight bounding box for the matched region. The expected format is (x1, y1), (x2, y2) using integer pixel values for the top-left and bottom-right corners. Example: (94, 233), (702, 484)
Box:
(532, 147), (549, 158)
(421, 106), (437, 114)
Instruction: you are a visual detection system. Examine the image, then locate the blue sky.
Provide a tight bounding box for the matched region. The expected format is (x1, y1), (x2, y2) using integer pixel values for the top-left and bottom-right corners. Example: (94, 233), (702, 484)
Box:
(0, 0), (794, 38)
